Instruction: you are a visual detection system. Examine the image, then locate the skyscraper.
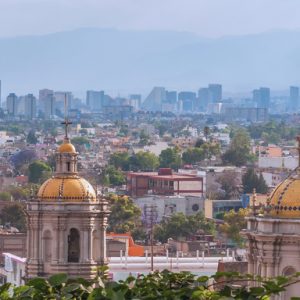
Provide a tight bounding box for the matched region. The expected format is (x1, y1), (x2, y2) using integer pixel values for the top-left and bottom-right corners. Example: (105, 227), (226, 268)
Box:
(253, 87), (270, 109)
(24, 94), (37, 120)
(39, 89), (55, 119)
(6, 93), (19, 116)
(178, 91), (196, 112)
(86, 90), (105, 111)
(142, 87), (166, 112)
(197, 88), (210, 111)
(208, 84), (222, 103)
(289, 86), (299, 111)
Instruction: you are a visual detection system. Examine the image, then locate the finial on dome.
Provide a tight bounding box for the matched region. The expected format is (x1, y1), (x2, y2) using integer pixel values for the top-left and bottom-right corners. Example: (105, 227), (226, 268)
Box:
(61, 93), (72, 141)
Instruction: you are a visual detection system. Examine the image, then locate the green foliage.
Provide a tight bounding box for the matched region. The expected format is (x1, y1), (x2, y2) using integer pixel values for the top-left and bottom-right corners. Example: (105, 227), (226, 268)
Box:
(101, 166), (125, 186)
(248, 120), (299, 142)
(28, 160), (51, 183)
(139, 129), (150, 146)
(159, 147), (182, 170)
(130, 151), (159, 171)
(182, 143), (220, 164)
(26, 130), (38, 144)
(242, 168), (269, 194)
(154, 212), (215, 243)
(219, 208), (249, 246)
(0, 191), (11, 201)
(107, 194), (142, 233)
(222, 128), (252, 166)
(0, 203), (26, 232)
(71, 136), (90, 146)
(3, 268), (300, 299)
(109, 152), (130, 170)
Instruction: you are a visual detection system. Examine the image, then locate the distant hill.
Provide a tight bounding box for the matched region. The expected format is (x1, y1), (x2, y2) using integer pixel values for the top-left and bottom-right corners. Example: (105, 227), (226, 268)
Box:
(1, 28), (300, 98)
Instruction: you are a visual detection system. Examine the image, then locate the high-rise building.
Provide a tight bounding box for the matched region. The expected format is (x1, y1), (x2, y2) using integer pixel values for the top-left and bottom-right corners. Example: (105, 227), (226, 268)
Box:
(178, 91), (196, 112)
(86, 90), (105, 110)
(142, 87), (166, 112)
(54, 92), (74, 113)
(197, 88), (210, 111)
(24, 94), (37, 120)
(165, 91), (177, 104)
(289, 86), (299, 111)
(6, 93), (19, 116)
(39, 89), (55, 119)
(208, 84), (222, 103)
(129, 94), (142, 111)
(253, 87), (270, 109)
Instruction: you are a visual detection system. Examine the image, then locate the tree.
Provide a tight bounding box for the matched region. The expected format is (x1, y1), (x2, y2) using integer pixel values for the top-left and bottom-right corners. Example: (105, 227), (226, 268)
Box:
(0, 192), (11, 201)
(1, 269), (300, 299)
(219, 208), (249, 246)
(26, 130), (38, 144)
(109, 152), (130, 171)
(242, 168), (268, 194)
(182, 147), (204, 164)
(154, 212), (215, 243)
(159, 147), (182, 170)
(139, 130), (150, 146)
(131, 151), (159, 171)
(28, 161), (52, 183)
(71, 136), (89, 146)
(10, 149), (37, 170)
(217, 172), (242, 200)
(0, 204), (26, 232)
(107, 194), (142, 234)
(222, 128), (252, 166)
(101, 166), (125, 186)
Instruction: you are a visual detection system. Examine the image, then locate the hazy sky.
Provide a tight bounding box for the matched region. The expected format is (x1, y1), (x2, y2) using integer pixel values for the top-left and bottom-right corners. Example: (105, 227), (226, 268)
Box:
(1, 0), (300, 38)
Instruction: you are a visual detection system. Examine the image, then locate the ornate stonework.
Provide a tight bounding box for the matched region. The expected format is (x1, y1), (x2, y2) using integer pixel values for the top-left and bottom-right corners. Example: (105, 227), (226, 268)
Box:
(25, 118), (110, 279)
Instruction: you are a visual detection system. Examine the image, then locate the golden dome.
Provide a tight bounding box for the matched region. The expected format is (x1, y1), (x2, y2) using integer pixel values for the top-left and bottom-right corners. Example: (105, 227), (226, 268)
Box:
(270, 175), (300, 218)
(37, 176), (96, 202)
(58, 142), (76, 153)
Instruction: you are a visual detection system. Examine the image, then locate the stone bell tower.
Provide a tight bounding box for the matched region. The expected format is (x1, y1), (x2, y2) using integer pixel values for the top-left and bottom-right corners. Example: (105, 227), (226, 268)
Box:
(26, 104), (110, 279)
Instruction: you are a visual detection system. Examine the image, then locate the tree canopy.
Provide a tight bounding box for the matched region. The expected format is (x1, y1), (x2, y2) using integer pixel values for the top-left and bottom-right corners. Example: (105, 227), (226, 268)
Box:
(154, 212), (215, 243)
(159, 147), (182, 170)
(0, 204), (26, 232)
(222, 128), (252, 166)
(242, 168), (268, 194)
(26, 130), (38, 144)
(28, 160), (52, 183)
(219, 208), (248, 246)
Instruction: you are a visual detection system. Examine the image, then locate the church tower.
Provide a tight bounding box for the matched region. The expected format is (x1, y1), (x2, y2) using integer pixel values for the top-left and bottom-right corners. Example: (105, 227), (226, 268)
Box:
(243, 137), (300, 299)
(26, 112), (109, 279)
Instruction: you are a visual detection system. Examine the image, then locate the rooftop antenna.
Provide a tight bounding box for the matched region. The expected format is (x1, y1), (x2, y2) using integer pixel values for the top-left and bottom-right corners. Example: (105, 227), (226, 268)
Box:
(61, 93), (72, 140)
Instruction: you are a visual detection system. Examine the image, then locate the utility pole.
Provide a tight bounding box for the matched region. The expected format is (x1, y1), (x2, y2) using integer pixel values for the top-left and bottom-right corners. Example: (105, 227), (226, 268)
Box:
(144, 204), (158, 271)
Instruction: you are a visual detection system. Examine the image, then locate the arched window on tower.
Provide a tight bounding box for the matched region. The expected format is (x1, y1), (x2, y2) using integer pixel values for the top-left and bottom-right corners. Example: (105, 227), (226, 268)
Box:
(67, 162), (71, 172)
(68, 228), (80, 263)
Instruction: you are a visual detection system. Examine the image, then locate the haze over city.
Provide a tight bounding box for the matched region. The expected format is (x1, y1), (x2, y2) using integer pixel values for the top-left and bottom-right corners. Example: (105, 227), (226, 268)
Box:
(1, 0), (300, 97)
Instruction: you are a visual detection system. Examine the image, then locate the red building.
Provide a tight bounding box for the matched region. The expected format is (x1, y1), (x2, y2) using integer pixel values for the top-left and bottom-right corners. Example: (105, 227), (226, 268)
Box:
(127, 168), (203, 197)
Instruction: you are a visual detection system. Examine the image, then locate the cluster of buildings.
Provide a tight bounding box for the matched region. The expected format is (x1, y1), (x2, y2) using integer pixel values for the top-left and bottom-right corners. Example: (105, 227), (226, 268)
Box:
(1, 83), (300, 122)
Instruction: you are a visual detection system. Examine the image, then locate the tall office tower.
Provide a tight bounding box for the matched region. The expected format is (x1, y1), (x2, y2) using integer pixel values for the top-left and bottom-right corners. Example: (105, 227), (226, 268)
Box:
(54, 92), (74, 113)
(208, 84), (222, 103)
(165, 91), (177, 104)
(253, 87), (270, 109)
(289, 86), (299, 111)
(197, 88), (210, 111)
(0, 80), (2, 108)
(39, 89), (55, 119)
(6, 93), (19, 116)
(24, 94), (37, 120)
(129, 94), (142, 111)
(86, 90), (105, 110)
(142, 87), (166, 112)
(178, 91), (196, 112)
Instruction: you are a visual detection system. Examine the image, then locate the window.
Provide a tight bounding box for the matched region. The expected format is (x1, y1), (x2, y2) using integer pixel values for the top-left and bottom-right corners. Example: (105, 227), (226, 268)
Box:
(68, 228), (80, 263)
(67, 162), (71, 172)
